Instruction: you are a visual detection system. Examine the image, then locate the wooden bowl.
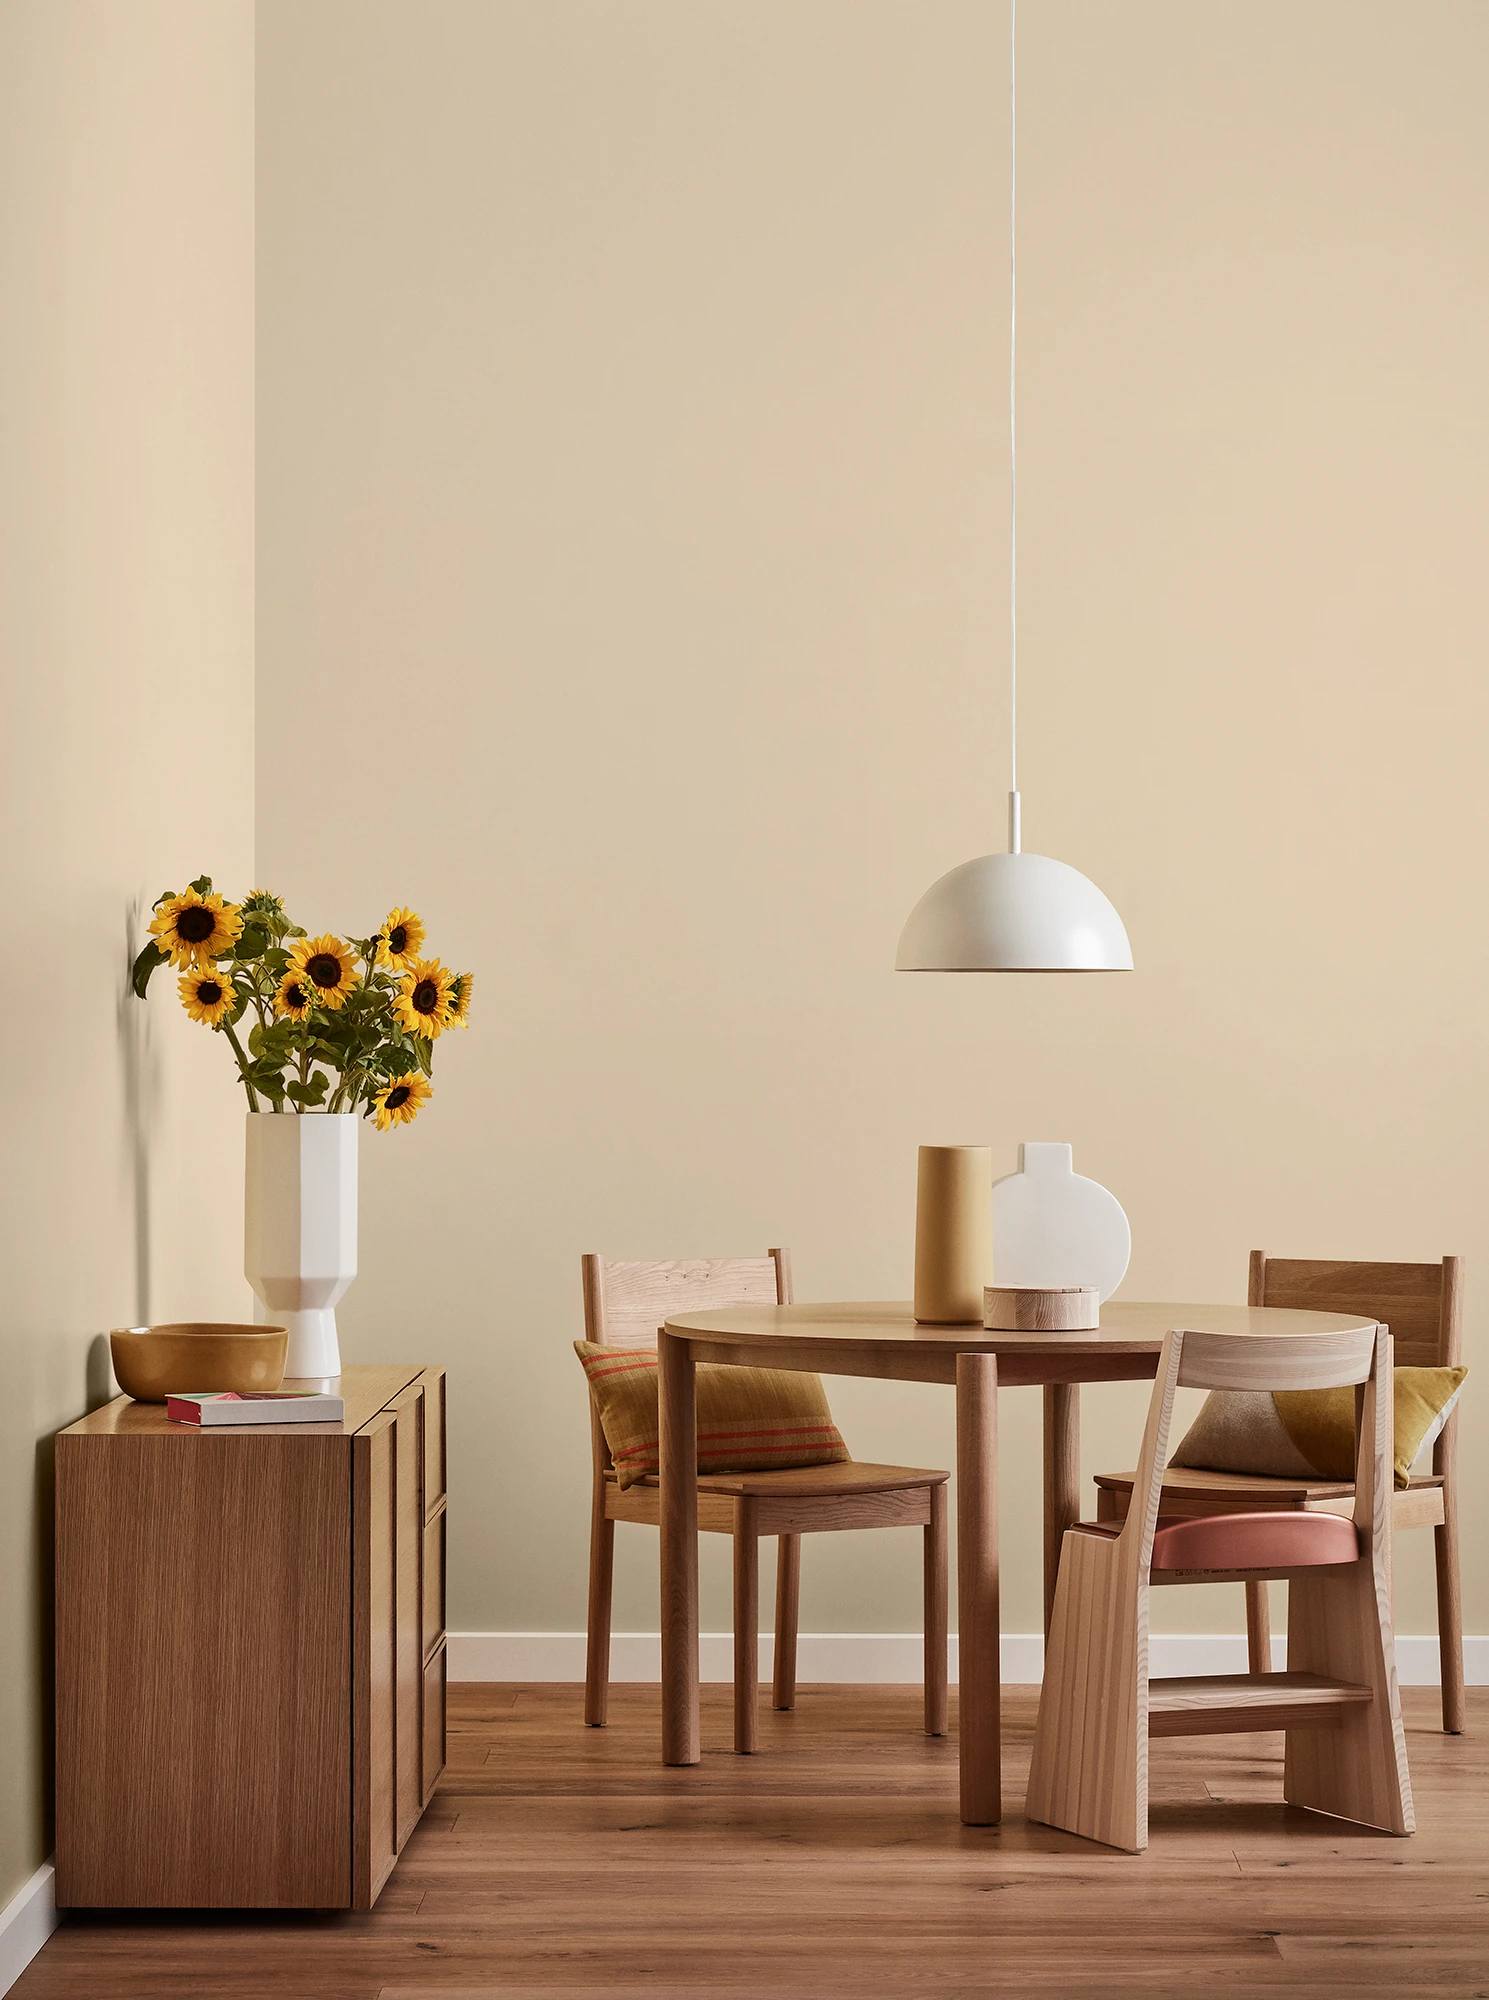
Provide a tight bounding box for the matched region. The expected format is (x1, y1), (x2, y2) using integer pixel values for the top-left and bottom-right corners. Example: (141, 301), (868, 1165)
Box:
(109, 1323), (288, 1402)
(983, 1286), (1100, 1333)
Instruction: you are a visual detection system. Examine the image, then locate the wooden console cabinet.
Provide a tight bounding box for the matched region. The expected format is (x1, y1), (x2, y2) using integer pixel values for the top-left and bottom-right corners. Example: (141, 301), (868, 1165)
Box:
(54, 1363), (447, 1909)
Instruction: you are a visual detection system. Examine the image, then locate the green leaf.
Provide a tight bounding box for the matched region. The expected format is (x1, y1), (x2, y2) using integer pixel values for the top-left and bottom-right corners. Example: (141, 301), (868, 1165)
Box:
(235, 926), (270, 960)
(188, 875), (213, 895)
(416, 1036), (434, 1078)
(381, 1044), (419, 1076)
(131, 941), (168, 999)
(285, 1075), (330, 1106)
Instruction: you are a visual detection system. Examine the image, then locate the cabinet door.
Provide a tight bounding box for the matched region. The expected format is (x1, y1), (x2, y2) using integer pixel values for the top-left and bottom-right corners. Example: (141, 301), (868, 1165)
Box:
(392, 1381), (426, 1849)
(353, 1382), (427, 1907)
(353, 1411), (398, 1909)
(56, 1431), (351, 1909)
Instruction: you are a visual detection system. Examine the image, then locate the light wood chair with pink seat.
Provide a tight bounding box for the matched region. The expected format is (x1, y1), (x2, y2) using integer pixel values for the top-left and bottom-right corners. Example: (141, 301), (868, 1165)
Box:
(581, 1249), (949, 1754)
(1027, 1320), (1413, 1853)
(1094, 1253), (1465, 1731)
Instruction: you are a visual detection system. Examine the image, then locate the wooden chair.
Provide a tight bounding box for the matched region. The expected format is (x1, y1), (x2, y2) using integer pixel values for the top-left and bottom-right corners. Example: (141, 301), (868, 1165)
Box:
(582, 1249), (950, 1753)
(1093, 1254), (1464, 1731)
(1028, 1321), (1413, 1852)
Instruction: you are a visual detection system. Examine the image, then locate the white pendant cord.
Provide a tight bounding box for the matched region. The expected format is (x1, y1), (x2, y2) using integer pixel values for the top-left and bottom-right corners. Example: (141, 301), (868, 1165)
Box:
(1007, 0), (1021, 855)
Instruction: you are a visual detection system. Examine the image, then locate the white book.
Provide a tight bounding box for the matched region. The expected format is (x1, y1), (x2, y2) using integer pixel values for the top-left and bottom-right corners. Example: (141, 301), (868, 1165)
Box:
(166, 1391), (345, 1426)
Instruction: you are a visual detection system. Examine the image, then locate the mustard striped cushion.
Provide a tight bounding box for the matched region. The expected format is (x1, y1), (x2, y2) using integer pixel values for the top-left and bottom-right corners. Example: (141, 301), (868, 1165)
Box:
(575, 1342), (850, 1490)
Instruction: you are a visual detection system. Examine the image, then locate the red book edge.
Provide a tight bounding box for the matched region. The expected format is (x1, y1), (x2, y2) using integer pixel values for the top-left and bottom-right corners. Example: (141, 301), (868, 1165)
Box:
(166, 1393), (244, 1425)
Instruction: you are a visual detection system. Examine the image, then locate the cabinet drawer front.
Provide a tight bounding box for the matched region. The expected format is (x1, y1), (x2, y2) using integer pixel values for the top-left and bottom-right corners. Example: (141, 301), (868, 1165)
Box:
(423, 1508), (446, 1662)
(422, 1643), (447, 1808)
(424, 1368), (446, 1515)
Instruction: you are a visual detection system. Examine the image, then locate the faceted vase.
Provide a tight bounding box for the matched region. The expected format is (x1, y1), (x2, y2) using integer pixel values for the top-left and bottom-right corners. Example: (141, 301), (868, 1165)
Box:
(243, 1111), (358, 1382)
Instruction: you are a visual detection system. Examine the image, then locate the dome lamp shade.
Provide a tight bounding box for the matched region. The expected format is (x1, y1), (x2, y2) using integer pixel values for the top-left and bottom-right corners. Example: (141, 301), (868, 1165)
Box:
(896, 845), (1133, 973)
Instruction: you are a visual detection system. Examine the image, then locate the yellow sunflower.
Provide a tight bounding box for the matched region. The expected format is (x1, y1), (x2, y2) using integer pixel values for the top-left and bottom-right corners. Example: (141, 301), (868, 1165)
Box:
(274, 972), (315, 1022)
(150, 890), (242, 968)
(392, 958), (455, 1040)
(372, 1071), (431, 1131)
(446, 971), (474, 1028)
(288, 934), (358, 1010)
(178, 967), (236, 1027)
(375, 907), (426, 971)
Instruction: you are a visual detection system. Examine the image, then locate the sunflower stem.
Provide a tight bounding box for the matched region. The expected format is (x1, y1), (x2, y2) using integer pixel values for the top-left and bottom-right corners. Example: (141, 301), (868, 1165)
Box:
(222, 1018), (262, 1111)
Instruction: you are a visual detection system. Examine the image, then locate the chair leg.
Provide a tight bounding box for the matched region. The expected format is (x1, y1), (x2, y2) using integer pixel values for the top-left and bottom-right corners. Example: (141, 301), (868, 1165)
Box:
(733, 1501), (759, 1753)
(1026, 1531), (1145, 1852)
(584, 1501), (615, 1728)
(1284, 1565), (1413, 1835)
(924, 1482), (948, 1737)
(1435, 1488), (1465, 1734)
(772, 1534), (800, 1710)
(1245, 1580), (1272, 1675)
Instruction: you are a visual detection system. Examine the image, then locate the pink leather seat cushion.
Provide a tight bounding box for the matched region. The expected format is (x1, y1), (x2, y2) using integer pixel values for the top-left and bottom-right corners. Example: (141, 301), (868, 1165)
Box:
(1150, 1510), (1359, 1573)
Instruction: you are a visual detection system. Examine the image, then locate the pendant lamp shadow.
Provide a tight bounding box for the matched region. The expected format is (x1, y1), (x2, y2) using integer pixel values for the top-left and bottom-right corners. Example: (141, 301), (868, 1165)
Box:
(896, 2), (1132, 975)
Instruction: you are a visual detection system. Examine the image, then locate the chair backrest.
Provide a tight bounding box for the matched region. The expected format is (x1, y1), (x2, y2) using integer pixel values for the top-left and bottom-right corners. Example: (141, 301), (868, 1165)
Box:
(581, 1249), (792, 1350)
(1250, 1252), (1461, 1369)
(1123, 1322), (1392, 1578)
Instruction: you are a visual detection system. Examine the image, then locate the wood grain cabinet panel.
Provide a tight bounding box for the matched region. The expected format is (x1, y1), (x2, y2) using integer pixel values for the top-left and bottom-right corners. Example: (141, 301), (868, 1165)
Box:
(393, 1384), (425, 1853)
(57, 1364), (447, 1912)
(423, 1508), (446, 1661)
(422, 1643), (447, 1808)
(423, 1366), (446, 1511)
(353, 1410), (399, 1910)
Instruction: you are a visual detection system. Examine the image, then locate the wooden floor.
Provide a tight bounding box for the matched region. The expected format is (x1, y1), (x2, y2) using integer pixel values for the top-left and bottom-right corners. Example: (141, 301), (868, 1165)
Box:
(18, 1684), (1489, 1998)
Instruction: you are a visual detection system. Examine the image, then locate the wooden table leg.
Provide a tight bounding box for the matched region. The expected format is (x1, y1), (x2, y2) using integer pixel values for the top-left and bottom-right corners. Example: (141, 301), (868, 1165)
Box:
(659, 1328), (700, 1765)
(1043, 1383), (1080, 1639)
(956, 1351), (1000, 1826)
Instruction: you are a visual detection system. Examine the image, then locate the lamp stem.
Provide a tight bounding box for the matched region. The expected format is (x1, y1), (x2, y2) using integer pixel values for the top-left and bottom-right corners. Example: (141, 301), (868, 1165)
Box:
(1008, 0), (1018, 810)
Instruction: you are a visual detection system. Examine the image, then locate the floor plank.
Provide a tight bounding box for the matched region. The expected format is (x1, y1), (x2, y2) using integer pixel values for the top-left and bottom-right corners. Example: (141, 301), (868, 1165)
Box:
(15, 1686), (1488, 1998)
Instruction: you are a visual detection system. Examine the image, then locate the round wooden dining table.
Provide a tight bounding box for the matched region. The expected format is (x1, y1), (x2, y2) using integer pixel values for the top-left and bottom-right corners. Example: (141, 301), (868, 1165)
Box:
(656, 1297), (1380, 1825)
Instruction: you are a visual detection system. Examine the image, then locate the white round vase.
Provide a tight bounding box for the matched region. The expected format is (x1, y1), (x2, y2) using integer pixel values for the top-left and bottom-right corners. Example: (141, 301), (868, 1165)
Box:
(244, 1111), (358, 1382)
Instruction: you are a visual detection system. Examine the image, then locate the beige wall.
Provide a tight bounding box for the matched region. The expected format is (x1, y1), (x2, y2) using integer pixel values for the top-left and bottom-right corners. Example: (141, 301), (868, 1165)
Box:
(257, 1), (1488, 1649)
(0, 0), (255, 1904)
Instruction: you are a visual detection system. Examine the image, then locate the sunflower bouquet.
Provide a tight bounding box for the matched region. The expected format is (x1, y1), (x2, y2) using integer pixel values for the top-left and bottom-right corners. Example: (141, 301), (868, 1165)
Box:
(132, 879), (472, 1131)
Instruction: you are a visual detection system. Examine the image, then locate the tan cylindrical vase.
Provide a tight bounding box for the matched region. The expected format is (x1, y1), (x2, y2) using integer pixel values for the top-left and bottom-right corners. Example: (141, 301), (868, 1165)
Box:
(914, 1145), (994, 1325)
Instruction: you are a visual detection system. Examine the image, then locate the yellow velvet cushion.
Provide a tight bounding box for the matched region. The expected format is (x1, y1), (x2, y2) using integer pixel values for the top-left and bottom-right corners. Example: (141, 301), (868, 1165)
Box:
(1171, 1366), (1466, 1491)
(575, 1342), (850, 1490)
(1274, 1367), (1467, 1488)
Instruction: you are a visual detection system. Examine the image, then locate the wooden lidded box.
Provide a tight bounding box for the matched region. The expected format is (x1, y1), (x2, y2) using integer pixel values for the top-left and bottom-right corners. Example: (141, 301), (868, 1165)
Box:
(54, 1363), (447, 1910)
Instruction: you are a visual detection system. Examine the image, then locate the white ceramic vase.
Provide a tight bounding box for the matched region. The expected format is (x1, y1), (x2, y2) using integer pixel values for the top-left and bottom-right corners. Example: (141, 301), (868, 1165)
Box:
(244, 1111), (358, 1382)
(989, 1141), (1131, 1303)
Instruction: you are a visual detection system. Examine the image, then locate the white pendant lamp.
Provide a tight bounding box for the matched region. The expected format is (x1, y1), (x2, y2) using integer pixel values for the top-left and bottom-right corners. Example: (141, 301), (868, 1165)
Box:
(896, 3), (1132, 975)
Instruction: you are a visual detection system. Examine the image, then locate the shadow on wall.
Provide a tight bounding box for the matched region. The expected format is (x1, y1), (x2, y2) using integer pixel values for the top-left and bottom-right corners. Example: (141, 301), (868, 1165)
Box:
(119, 901), (155, 1328)
(27, 917), (149, 1845)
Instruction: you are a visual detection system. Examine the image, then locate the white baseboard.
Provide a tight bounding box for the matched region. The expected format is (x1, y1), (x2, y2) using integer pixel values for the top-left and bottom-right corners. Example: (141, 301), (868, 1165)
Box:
(0, 1862), (55, 2000)
(448, 1629), (1487, 1686)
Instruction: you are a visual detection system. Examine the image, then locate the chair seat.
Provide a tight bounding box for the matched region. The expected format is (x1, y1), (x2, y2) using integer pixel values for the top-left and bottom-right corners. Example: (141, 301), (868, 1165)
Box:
(1094, 1464), (1444, 1513)
(607, 1459), (948, 1498)
(1150, 1509), (1359, 1572)
(1074, 1509), (1361, 1571)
